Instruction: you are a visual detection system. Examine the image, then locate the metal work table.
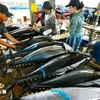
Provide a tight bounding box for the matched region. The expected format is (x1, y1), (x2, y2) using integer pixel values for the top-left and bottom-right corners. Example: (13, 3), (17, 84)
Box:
(83, 24), (100, 43)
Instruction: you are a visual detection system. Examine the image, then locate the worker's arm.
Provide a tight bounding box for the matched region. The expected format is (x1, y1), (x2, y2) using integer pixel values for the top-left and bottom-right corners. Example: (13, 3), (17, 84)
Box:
(0, 38), (16, 49)
(36, 17), (41, 23)
(4, 32), (20, 44)
(49, 16), (57, 30)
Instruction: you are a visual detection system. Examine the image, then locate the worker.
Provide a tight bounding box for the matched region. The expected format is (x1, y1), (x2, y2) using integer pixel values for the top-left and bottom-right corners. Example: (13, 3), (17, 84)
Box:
(0, 4), (20, 49)
(33, 1), (57, 36)
(91, 41), (100, 63)
(65, 0), (84, 52)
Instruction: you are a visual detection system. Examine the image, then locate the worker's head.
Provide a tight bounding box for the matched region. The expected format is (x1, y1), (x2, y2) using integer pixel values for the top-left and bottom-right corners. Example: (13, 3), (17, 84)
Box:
(0, 4), (13, 21)
(79, 1), (84, 12)
(42, 1), (52, 14)
(66, 0), (84, 14)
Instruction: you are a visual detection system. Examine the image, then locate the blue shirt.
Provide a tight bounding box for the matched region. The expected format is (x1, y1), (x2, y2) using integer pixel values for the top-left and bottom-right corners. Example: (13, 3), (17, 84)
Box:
(69, 12), (84, 36)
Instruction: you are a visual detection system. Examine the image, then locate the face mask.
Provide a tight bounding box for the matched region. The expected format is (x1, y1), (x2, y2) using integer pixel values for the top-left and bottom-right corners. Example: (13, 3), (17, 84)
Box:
(68, 7), (74, 14)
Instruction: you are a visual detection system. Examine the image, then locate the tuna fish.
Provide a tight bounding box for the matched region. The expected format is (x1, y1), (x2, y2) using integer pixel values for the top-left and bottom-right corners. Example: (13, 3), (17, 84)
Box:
(19, 52), (91, 80)
(9, 28), (40, 40)
(6, 24), (29, 32)
(37, 70), (100, 87)
(14, 45), (65, 65)
(12, 70), (100, 98)
(77, 78), (100, 87)
(0, 41), (65, 62)
(18, 36), (54, 47)
(20, 88), (100, 100)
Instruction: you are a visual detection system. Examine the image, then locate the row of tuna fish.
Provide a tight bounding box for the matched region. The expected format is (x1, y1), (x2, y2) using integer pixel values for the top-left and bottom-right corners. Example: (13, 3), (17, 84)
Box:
(0, 24), (99, 100)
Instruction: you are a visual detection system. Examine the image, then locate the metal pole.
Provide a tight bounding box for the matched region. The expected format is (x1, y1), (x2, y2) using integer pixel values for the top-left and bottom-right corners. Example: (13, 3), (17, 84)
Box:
(97, 2), (100, 10)
(29, 0), (36, 25)
(49, 0), (55, 9)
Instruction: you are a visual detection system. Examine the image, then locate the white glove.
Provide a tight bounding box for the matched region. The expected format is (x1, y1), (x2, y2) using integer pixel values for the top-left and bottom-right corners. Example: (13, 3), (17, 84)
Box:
(43, 29), (52, 36)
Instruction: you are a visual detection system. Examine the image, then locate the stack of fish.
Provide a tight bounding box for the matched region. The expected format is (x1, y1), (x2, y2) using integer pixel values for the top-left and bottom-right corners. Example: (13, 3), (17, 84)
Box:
(0, 24), (99, 100)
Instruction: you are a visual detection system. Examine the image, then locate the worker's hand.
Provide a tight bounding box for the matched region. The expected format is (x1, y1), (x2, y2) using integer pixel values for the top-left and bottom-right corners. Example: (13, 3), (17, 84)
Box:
(28, 26), (33, 31)
(16, 41), (20, 44)
(33, 25), (39, 30)
(4, 45), (16, 53)
(12, 45), (16, 49)
(36, 23), (42, 28)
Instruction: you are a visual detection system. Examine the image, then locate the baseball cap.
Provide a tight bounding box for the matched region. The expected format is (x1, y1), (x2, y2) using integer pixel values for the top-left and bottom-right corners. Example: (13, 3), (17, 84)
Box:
(0, 4), (13, 17)
(65, 0), (80, 7)
(42, 1), (52, 9)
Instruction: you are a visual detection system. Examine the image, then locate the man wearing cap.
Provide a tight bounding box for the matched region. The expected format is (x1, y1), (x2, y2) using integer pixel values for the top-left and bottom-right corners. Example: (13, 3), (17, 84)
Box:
(0, 4), (20, 49)
(65, 0), (84, 52)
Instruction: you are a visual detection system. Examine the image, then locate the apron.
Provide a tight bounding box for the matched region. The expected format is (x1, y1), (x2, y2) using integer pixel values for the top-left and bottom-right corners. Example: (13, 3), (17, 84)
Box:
(66, 33), (82, 52)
